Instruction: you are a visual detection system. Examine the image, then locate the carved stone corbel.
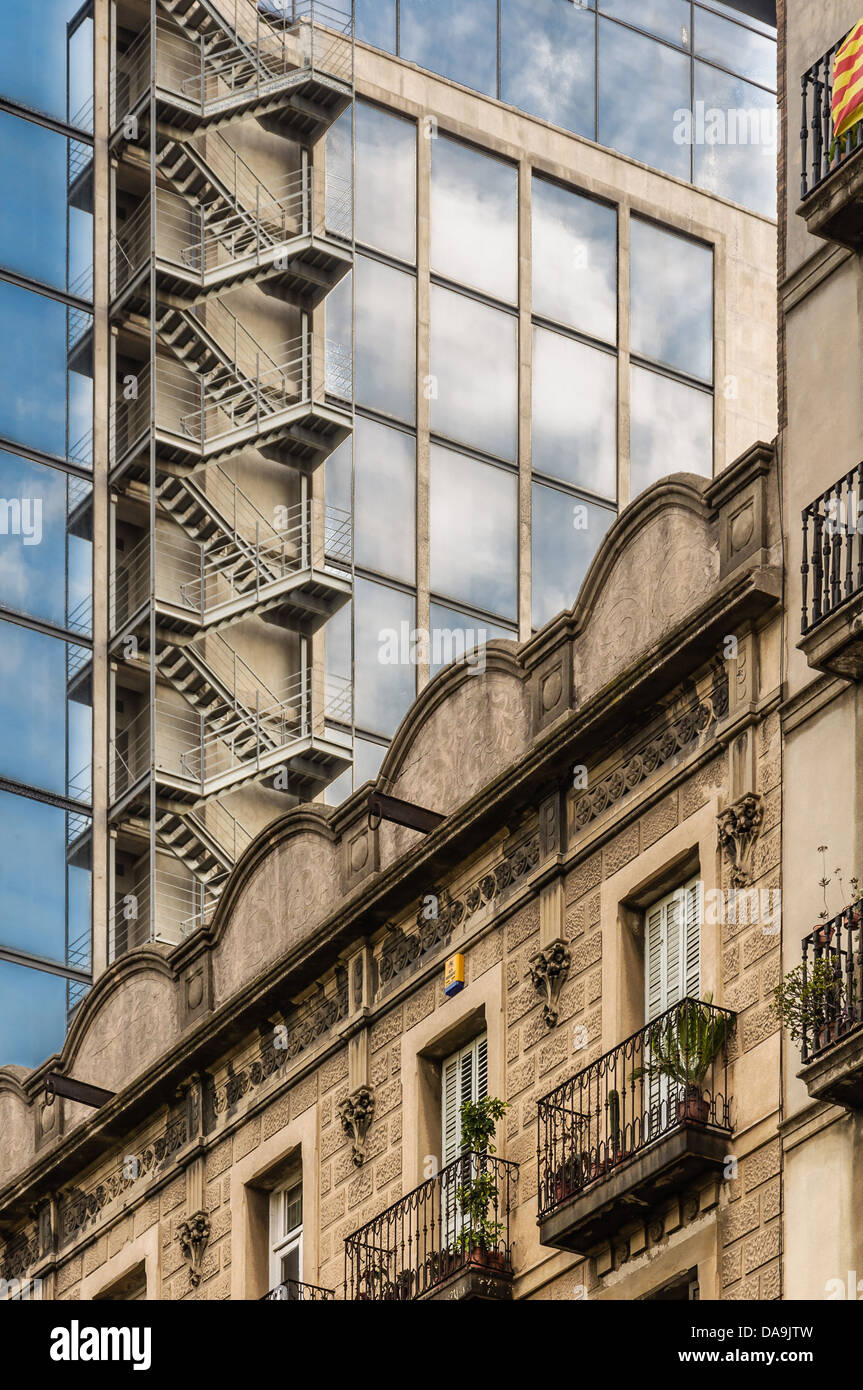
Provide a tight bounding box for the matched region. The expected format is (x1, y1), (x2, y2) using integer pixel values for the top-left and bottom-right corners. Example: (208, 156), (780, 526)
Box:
(717, 792), (764, 889)
(527, 939), (572, 1028)
(175, 1211), (211, 1288)
(339, 1086), (375, 1167)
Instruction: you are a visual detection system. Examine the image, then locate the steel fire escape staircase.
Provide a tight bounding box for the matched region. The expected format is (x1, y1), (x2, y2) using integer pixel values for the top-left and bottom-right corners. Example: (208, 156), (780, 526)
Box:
(107, 0), (354, 954)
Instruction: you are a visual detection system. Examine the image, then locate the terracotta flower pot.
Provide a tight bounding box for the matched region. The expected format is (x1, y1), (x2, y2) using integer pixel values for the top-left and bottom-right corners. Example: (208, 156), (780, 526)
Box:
(678, 1086), (710, 1125)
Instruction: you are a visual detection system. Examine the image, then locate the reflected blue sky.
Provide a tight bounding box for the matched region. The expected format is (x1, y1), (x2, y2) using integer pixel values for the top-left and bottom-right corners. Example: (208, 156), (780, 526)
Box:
(532, 177), (617, 343)
(694, 64), (777, 217)
(0, 112), (92, 294)
(630, 219), (713, 382)
(598, 19), (692, 180)
(0, 618), (91, 797)
(354, 577), (416, 736)
(430, 444), (518, 621)
(431, 137), (518, 303)
(430, 286), (518, 461)
(0, 957), (67, 1069)
(0, 451), (92, 632)
(330, 103), (417, 263)
(531, 482), (614, 629)
(532, 327), (617, 500)
(600, 0), (691, 47)
(694, 5), (775, 85)
(0, 790), (89, 963)
(0, 280), (93, 461)
(400, 0), (498, 97)
(630, 365), (713, 498)
(501, 0), (596, 143)
(357, 0), (396, 51)
(429, 601), (516, 677)
(0, 1), (92, 126)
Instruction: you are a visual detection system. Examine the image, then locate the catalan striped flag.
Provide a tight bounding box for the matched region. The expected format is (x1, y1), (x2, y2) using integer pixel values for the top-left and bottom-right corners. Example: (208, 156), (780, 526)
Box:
(832, 20), (863, 143)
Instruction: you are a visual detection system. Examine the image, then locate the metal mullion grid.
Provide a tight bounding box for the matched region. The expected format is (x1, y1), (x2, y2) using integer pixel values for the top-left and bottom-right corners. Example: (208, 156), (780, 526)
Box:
(148, 0), (157, 949)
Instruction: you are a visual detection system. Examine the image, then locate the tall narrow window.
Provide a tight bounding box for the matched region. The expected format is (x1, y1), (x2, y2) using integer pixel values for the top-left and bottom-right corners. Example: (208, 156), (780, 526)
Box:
(442, 1033), (488, 1166)
(269, 1171), (303, 1296)
(644, 878), (702, 1022)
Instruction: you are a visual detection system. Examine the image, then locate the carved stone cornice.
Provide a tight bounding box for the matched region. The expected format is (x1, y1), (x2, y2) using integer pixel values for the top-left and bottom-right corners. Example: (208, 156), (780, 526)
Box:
(339, 1087), (375, 1167)
(176, 1211), (211, 1288)
(717, 792), (764, 889)
(527, 940), (572, 1028)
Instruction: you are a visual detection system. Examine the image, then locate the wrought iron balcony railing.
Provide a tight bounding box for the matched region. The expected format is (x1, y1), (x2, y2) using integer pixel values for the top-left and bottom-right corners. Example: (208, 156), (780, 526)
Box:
(262, 1279), (334, 1301)
(800, 897), (863, 1063)
(801, 30), (863, 199)
(344, 1153), (518, 1301)
(537, 999), (735, 1221)
(801, 467), (863, 634)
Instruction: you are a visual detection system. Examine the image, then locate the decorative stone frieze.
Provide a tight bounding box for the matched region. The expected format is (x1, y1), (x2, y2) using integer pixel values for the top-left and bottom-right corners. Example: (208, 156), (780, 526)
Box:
(339, 1086), (375, 1167)
(717, 792), (764, 888)
(526, 940), (572, 1028)
(176, 1211), (211, 1288)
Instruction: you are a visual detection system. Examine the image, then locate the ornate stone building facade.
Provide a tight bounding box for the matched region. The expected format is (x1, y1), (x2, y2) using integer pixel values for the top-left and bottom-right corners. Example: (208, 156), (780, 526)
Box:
(0, 450), (786, 1301)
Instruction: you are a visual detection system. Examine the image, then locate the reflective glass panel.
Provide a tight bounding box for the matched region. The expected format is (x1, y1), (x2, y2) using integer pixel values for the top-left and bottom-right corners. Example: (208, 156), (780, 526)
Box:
(531, 327), (617, 500)
(0, 958), (68, 1069)
(531, 177), (617, 343)
(399, 0), (498, 98)
(356, 258), (416, 422)
(355, 103), (416, 262)
(693, 63), (777, 217)
(354, 577), (416, 737)
(0, 1), (93, 127)
(0, 452), (92, 633)
(429, 602), (516, 677)
(501, 0), (596, 141)
(430, 287), (517, 461)
(629, 366), (713, 498)
(698, 1), (776, 37)
(531, 482), (614, 629)
(0, 619), (91, 798)
(0, 281), (93, 463)
(630, 219), (713, 382)
(357, 0), (397, 51)
(355, 736), (387, 785)
(431, 137), (518, 303)
(695, 5), (776, 83)
(0, 113), (92, 296)
(600, 0), (691, 47)
(0, 791), (90, 965)
(598, 19), (691, 179)
(326, 419), (416, 584)
(430, 444), (518, 620)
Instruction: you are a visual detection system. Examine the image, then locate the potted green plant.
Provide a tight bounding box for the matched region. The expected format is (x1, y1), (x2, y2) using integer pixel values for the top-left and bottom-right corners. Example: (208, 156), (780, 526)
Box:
(631, 995), (732, 1125)
(607, 1089), (630, 1166)
(773, 957), (846, 1051)
(453, 1096), (508, 1273)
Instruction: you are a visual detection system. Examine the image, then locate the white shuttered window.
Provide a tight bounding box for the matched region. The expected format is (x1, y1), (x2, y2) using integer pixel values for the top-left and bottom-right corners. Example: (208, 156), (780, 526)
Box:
(644, 878), (702, 1022)
(441, 1033), (488, 1165)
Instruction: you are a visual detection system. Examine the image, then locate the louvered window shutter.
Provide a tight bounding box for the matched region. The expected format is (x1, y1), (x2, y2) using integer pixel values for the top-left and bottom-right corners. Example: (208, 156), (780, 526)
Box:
(644, 880), (702, 1136)
(441, 1033), (489, 1165)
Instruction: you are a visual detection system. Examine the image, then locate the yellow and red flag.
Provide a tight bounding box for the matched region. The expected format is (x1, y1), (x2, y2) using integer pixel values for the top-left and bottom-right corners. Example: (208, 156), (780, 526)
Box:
(832, 20), (863, 142)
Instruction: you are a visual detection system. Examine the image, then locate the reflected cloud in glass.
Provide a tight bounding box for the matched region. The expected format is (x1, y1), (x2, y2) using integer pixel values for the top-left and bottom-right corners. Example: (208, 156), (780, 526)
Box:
(501, 0), (596, 140)
(0, 452), (91, 632)
(430, 286), (517, 461)
(531, 482), (614, 629)
(629, 365), (713, 498)
(400, 0), (498, 97)
(598, 19), (691, 179)
(694, 5), (776, 85)
(532, 177), (617, 343)
(327, 419), (416, 584)
(429, 601), (516, 677)
(354, 576), (416, 736)
(630, 218), (713, 382)
(531, 327), (617, 500)
(0, 791), (89, 963)
(430, 444), (518, 621)
(356, 103), (416, 263)
(0, 619), (92, 797)
(600, 0), (690, 47)
(0, 281), (92, 460)
(0, 113), (92, 295)
(357, 0), (396, 51)
(431, 136), (518, 303)
(693, 64), (777, 217)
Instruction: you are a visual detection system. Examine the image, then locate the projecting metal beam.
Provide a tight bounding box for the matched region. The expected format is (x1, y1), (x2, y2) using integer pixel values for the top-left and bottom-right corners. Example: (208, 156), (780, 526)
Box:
(367, 791), (445, 836)
(45, 1073), (116, 1109)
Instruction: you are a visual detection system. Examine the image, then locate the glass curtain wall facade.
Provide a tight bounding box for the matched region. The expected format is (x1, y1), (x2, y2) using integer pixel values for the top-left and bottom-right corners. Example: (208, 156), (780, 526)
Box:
(0, 2), (95, 1068)
(355, 0), (777, 218)
(324, 102), (717, 798)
